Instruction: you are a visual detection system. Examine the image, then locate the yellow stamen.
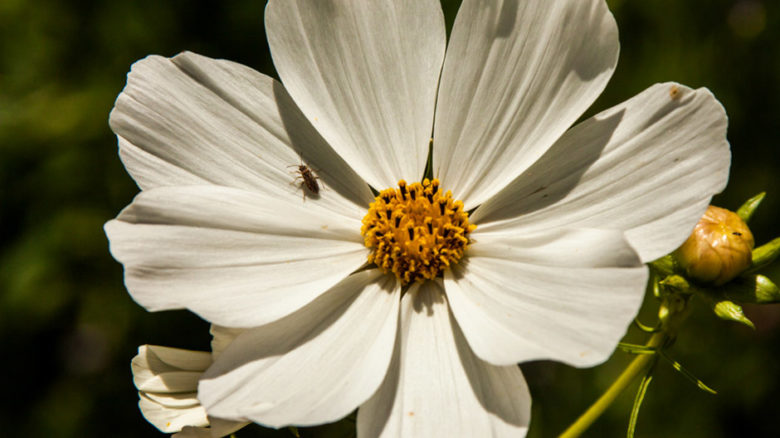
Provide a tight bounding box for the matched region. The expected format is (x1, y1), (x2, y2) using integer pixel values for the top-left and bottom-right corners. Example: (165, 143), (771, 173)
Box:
(361, 179), (476, 285)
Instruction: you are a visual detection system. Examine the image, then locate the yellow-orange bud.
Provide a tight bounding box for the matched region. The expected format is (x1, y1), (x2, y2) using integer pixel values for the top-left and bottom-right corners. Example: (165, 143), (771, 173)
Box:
(675, 206), (755, 285)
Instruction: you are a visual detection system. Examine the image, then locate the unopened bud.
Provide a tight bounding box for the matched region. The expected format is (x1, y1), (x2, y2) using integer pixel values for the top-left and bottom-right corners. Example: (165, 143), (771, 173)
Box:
(675, 206), (755, 285)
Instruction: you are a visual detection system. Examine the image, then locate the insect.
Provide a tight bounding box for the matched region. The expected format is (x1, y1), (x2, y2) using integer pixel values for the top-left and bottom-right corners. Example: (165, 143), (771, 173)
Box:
(289, 161), (320, 200)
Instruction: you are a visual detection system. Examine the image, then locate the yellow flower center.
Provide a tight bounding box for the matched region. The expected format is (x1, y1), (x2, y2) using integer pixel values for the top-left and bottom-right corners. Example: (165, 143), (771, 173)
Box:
(361, 179), (476, 285)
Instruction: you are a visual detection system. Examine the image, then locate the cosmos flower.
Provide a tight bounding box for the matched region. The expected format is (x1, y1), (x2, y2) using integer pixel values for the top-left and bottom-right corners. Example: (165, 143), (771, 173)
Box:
(131, 326), (247, 437)
(106, 0), (730, 435)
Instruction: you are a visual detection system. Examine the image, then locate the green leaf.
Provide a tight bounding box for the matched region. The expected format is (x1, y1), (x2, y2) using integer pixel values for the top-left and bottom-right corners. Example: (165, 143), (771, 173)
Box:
(736, 192), (766, 223)
(712, 300), (756, 329)
(748, 237), (780, 273)
(288, 426), (301, 437)
(723, 274), (780, 304)
(658, 350), (717, 395)
(627, 359), (657, 438)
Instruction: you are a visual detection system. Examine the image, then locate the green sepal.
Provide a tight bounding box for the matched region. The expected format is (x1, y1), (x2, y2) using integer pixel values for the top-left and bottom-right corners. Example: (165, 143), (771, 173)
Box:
(722, 274), (780, 304)
(649, 255), (677, 277)
(652, 273), (662, 298)
(747, 237), (780, 273)
(658, 275), (693, 294)
(736, 192), (766, 223)
(712, 300), (755, 329)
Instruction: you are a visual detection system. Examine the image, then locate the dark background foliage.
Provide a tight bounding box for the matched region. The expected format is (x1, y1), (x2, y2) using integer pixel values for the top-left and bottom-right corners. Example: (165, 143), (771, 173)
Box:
(0, 0), (778, 437)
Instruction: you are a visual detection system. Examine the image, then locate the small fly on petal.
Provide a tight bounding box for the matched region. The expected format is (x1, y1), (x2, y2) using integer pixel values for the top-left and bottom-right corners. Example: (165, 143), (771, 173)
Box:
(289, 161), (320, 200)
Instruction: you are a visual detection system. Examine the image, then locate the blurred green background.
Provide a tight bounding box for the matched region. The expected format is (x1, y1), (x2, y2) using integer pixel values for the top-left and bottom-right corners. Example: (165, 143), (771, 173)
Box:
(1, 0), (778, 437)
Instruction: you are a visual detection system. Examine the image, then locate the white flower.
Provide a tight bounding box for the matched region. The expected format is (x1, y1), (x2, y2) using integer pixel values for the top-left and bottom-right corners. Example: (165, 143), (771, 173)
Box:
(132, 326), (247, 437)
(106, 0), (730, 436)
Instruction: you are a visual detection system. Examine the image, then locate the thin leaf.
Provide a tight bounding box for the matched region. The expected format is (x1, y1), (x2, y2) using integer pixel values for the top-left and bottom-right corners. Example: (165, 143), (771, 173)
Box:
(634, 318), (660, 333)
(627, 358), (657, 438)
(618, 342), (657, 355)
(658, 350), (717, 394)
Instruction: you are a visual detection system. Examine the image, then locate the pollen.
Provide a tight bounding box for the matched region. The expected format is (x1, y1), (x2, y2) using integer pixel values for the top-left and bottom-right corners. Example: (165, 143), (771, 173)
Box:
(361, 179), (476, 285)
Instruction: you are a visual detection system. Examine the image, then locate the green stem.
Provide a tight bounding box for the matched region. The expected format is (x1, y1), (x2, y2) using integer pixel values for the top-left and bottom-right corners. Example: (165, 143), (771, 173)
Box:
(558, 332), (667, 438)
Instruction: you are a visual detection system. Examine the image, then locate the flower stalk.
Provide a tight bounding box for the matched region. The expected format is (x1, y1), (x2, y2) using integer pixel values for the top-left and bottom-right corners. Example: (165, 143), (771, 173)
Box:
(558, 331), (667, 438)
(559, 291), (692, 438)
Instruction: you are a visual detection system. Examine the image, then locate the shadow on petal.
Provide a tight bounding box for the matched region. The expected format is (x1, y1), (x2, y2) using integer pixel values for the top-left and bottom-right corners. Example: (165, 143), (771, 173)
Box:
(273, 81), (375, 208)
(203, 272), (395, 375)
(472, 108), (624, 224)
(560, 0), (619, 81)
(410, 282), (445, 316)
(198, 271), (400, 427)
(451, 309), (530, 428)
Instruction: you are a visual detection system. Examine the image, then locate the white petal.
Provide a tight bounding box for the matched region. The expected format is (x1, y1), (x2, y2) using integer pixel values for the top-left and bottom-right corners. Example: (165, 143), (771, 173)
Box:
(106, 185), (369, 327)
(434, 0), (619, 209)
(445, 227), (647, 367)
(144, 392), (201, 409)
(357, 281), (530, 437)
(135, 371), (202, 394)
(140, 345), (212, 371)
(131, 341), (249, 436)
(472, 83), (731, 262)
(132, 345), (211, 392)
(111, 51), (373, 209)
(199, 270), (399, 428)
(266, 0), (446, 189)
(171, 419), (249, 438)
(208, 418), (250, 438)
(139, 394), (209, 433)
(209, 325), (244, 360)
(173, 427), (211, 438)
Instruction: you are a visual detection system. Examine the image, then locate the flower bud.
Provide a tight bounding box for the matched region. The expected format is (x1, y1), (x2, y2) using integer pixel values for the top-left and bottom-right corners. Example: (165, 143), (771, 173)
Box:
(675, 206), (755, 285)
